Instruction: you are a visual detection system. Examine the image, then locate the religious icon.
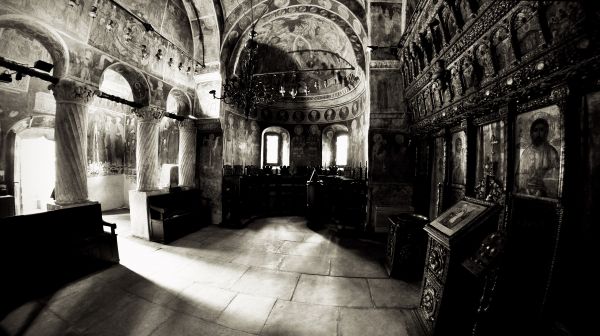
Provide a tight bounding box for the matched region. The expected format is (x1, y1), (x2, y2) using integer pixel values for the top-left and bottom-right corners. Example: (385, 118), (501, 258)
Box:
(430, 199), (488, 236)
(515, 105), (562, 199)
(292, 110), (305, 122)
(308, 110), (320, 122)
(451, 131), (467, 185)
(324, 109), (335, 121)
(339, 106), (349, 120)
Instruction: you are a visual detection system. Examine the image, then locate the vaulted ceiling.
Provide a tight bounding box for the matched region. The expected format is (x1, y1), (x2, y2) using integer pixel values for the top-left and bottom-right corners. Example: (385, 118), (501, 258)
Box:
(219, 0), (368, 111)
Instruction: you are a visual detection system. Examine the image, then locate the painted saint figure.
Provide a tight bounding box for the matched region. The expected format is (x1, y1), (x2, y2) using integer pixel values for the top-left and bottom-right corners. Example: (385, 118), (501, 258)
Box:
(516, 118), (560, 197)
(452, 136), (466, 185)
(439, 203), (474, 229)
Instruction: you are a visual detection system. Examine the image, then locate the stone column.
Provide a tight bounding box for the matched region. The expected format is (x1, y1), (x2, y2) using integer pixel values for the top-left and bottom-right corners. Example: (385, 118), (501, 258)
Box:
(133, 105), (164, 191)
(178, 119), (197, 188)
(50, 78), (96, 206)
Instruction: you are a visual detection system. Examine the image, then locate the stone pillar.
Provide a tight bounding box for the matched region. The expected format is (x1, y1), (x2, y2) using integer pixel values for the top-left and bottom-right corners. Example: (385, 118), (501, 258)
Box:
(178, 119), (197, 188)
(50, 78), (96, 206)
(133, 105), (164, 191)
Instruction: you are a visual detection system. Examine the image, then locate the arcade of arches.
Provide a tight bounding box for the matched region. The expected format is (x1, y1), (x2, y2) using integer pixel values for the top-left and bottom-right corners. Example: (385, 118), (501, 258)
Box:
(0, 0), (598, 335)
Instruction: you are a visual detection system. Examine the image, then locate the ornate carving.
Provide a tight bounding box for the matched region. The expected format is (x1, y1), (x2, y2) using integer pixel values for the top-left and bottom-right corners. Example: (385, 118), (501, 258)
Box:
(427, 240), (448, 280)
(50, 79), (96, 106)
(370, 60), (401, 69)
(133, 105), (165, 122)
(475, 176), (505, 204)
(421, 279), (439, 321)
(177, 119), (196, 130)
(403, 1), (516, 96)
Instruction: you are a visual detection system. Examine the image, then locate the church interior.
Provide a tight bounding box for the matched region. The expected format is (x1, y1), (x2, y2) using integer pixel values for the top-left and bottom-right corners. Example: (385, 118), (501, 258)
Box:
(0, 0), (597, 335)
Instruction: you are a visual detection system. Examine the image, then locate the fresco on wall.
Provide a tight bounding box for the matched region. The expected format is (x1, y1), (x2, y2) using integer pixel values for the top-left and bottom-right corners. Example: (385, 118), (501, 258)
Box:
(476, 120), (506, 186)
(515, 105), (562, 199)
(199, 16), (220, 62)
(161, 1), (193, 53)
(148, 77), (170, 108)
(68, 42), (103, 85)
(371, 2), (404, 60)
(86, 109), (126, 176)
(124, 115), (137, 175)
(222, 111), (260, 166)
(322, 128), (334, 167)
(450, 131), (467, 185)
(370, 131), (412, 183)
(4, 0), (92, 41)
(304, 125), (321, 167)
(348, 117), (366, 167)
(198, 129), (223, 224)
(248, 13), (358, 95)
(370, 70), (404, 115)
(88, 0), (194, 87)
(120, 0), (168, 30)
(291, 125), (306, 166)
(0, 29), (52, 93)
(158, 118), (179, 166)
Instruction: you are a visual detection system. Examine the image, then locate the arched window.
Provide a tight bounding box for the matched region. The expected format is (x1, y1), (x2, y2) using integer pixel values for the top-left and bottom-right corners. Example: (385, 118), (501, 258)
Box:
(322, 124), (349, 167)
(261, 126), (290, 167)
(264, 133), (281, 166)
(335, 133), (349, 166)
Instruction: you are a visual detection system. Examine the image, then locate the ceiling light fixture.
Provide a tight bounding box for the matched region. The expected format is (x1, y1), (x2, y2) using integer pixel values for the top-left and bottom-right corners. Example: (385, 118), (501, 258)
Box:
(0, 70), (12, 83)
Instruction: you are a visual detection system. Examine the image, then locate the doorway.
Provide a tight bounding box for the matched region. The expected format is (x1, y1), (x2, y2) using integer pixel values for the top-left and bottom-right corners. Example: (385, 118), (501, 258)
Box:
(14, 128), (55, 215)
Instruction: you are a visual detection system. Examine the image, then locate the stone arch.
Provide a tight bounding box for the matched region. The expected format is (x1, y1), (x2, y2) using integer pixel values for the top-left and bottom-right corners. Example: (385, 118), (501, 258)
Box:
(0, 14), (69, 77)
(167, 88), (192, 116)
(101, 62), (150, 106)
(8, 116), (55, 134)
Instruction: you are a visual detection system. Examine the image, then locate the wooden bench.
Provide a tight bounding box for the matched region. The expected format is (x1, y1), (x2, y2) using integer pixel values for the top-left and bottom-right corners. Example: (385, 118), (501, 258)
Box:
(147, 189), (209, 243)
(0, 202), (119, 317)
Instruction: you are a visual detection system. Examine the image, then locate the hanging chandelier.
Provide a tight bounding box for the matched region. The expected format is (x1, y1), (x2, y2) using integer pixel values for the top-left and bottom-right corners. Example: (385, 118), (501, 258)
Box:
(209, 29), (275, 118)
(209, 0), (358, 118)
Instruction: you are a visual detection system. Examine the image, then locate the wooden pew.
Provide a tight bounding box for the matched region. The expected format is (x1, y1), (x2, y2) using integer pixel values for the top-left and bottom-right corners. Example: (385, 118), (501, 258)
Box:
(0, 202), (119, 317)
(147, 189), (209, 243)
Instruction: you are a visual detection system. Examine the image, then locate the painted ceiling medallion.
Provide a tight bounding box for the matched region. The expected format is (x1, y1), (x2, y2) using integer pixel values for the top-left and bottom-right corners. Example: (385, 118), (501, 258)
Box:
(317, 0), (332, 10)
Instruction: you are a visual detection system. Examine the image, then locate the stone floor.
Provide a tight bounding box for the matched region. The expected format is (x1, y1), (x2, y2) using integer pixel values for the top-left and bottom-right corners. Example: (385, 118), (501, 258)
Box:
(1, 211), (423, 336)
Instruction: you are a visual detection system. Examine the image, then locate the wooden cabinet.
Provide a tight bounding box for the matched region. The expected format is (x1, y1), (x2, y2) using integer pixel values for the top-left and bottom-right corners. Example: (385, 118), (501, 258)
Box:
(0, 195), (15, 218)
(385, 213), (429, 280)
(417, 198), (499, 335)
(147, 189), (209, 243)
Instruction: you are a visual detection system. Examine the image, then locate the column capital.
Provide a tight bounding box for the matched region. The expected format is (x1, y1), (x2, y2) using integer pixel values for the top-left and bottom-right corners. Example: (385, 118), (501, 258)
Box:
(177, 119), (196, 130)
(50, 78), (98, 106)
(133, 105), (165, 122)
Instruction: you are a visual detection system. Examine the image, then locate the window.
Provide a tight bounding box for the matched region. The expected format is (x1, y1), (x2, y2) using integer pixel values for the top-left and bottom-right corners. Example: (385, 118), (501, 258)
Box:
(265, 134), (280, 165)
(335, 134), (349, 166)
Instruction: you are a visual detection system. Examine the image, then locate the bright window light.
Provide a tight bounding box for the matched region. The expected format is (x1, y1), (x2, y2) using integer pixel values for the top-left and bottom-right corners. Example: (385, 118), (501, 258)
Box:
(336, 134), (348, 166)
(266, 134), (279, 165)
